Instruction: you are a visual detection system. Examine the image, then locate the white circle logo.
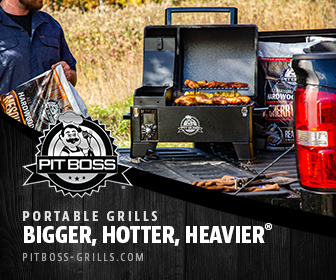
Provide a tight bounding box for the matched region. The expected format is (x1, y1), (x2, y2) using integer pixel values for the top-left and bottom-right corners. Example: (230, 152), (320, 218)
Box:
(178, 115), (203, 136)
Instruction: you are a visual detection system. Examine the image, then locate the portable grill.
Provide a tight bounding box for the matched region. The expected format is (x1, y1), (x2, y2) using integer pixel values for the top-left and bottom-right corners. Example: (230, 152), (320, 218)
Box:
(125, 7), (258, 160)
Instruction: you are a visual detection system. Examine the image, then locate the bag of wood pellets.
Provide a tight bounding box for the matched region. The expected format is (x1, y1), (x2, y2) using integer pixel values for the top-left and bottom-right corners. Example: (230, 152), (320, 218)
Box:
(0, 64), (88, 132)
(258, 41), (318, 150)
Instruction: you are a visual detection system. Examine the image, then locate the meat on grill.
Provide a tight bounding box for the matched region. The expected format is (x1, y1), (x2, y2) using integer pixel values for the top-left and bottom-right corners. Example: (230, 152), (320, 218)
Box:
(204, 80), (218, 88)
(174, 94), (214, 105)
(195, 94), (213, 105)
(174, 94), (251, 106)
(196, 80), (208, 87)
(174, 95), (199, 106)
(223, 82), (249, 88)
(184, 79), (200, 88)
(239, 96), (252, 104)
(225, 97), (242, 105)
(184, 79), (248, 89)
(211, 96), (229, 105)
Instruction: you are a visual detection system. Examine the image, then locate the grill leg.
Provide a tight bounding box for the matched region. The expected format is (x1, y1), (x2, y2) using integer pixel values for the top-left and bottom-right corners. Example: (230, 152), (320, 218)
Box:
(130, 142), (157, 158)
(131, 142), (149, 158)
(232, 142), (254, 161)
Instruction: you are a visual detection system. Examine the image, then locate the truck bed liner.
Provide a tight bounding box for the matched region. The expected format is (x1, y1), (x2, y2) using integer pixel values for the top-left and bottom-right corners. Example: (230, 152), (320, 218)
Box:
(118, 147), (301, 206)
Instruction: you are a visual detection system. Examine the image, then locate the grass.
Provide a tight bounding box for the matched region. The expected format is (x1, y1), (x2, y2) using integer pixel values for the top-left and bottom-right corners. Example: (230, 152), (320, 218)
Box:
(88, 95), (133, 148)
(44, 0), (336, 148)
(87, 97), (193, 148)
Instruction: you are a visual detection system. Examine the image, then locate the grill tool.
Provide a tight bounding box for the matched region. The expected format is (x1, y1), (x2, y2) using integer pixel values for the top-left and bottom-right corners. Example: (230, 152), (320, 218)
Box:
(234, 144), (295, 195)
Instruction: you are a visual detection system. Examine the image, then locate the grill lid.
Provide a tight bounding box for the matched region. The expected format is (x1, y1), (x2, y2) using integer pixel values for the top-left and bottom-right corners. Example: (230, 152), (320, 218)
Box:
(142, 24), (258, 97)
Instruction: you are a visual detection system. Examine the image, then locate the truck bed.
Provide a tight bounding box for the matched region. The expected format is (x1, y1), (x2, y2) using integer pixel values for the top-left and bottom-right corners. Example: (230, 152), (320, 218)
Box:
(118, 147), (301, 208)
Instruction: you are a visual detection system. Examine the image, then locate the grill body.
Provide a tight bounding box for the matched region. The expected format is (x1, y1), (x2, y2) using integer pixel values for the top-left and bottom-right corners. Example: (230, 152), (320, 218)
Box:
(129, 21), (258, 160)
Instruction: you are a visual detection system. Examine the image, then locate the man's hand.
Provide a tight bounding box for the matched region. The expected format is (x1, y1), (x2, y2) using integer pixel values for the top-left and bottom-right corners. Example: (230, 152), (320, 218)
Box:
(52, 61), (77, 86)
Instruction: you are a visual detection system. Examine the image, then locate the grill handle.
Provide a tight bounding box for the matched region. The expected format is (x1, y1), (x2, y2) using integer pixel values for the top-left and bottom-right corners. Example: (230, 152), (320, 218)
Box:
(165, 7), (238, 25)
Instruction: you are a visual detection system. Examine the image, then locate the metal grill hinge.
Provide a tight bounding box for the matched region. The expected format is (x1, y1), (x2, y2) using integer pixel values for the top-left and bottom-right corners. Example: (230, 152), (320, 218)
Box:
(241, 106), (248, 117)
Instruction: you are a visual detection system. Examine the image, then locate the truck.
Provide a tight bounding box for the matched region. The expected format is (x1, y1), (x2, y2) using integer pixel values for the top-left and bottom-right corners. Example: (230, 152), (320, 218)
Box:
(121, 7), (336, 216)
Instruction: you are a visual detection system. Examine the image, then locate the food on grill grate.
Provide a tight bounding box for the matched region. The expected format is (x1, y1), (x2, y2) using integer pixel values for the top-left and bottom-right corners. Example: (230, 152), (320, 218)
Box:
(174, 95), (199, 106)
(174, 94), (251, 106)
(184, 79), (248, 89)
(195, 94), (213, 105)
(185, 91), (241, 98)
(213, 92), (241, 97)
(196, 80), (208, 87)
(204, 80), (218, 88)
(224, 82), (249, 88)
(184, 91), (214, 98)
(184, 79), (200, 88)
(239, 96), (252, 104)
(211, 96), (229, 105)
(225, 97), (242, 105)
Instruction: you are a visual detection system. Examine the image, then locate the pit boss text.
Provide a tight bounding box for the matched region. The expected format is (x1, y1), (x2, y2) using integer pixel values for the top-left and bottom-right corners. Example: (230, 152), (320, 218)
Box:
(37, 156), (117, 173)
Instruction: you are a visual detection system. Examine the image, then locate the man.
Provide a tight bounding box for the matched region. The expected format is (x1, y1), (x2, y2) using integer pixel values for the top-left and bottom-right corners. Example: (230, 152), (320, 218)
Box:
(59, 124), (85, 156)
(0, 0), (77, 95)
(59, 124), (94, 157)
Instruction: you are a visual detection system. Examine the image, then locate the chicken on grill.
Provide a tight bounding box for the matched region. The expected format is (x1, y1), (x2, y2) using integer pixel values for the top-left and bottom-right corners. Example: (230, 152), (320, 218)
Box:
(225, 82), (249, 88)
(184, 91), (213, 98)
(196, 80), (208, 87)
(194, 94), (213, 105)
(204, 80), (219, 88)
(175, 94), (213, 105)
(239, 96), (251, 104)
(225, 97), (243, 105)
(184, 79), (200, 88)
(174, 94), (251, 106)
(174, 95), (198, 106)
(211, 96), (229, 105)
(184, 79), (249, 89)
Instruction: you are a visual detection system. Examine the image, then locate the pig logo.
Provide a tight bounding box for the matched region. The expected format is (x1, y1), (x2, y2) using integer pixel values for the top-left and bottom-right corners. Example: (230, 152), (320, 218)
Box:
(24, 111), (131, 197)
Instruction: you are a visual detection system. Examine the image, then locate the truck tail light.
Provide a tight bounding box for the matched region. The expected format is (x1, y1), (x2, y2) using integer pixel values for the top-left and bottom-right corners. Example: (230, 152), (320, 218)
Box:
(295, 87), (336, 191)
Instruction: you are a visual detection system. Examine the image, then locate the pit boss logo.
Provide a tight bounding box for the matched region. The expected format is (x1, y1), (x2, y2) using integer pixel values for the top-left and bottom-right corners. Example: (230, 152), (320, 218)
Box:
(178, 115), (203, 136)
(41, 99), (63, 124)
(266, 123), (284, 147)
(24, 111), (131, 197)
(279, 64), (297, 88)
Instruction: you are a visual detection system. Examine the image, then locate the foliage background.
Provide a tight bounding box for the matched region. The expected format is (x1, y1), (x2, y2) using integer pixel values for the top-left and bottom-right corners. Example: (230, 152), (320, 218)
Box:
(43, 0), (336, 147)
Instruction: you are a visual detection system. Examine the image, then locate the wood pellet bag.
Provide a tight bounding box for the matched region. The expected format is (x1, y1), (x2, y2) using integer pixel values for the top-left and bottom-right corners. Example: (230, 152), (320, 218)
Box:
(0, 64), (87, 132)
(258, 41), (318, 150)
